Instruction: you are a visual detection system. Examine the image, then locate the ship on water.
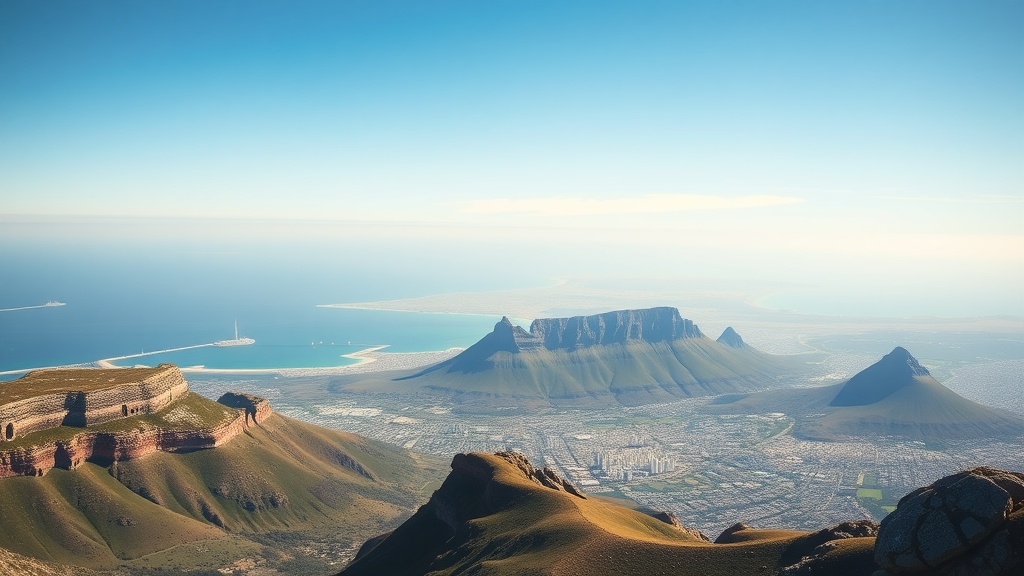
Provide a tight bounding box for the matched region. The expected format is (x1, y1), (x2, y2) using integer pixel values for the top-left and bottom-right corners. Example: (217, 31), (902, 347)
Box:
(214, 320), (256, 347)
(43, 301), (66, 307)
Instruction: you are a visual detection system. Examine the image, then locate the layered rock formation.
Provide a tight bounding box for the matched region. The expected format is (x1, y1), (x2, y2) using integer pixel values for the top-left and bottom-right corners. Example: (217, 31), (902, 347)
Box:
(0, 367), (272, 477)
(217, 392), (272, 426)
(445, 307), (705, 364)
(527, 307), (704, 349)
(0, 364), (187, 442)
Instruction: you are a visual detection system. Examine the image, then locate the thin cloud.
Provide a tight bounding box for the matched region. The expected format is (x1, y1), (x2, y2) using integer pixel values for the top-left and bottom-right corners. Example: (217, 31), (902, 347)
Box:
(875, 195), (1023, 204)
(458, 194), (803, 216)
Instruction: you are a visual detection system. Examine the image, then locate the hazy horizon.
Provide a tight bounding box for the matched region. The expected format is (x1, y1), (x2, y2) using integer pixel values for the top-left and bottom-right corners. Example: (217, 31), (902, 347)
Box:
(2, 1), (1022, 318)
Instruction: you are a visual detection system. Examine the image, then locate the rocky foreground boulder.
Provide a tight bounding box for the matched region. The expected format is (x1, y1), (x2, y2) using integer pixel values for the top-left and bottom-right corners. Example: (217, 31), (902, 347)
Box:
(874, 466), (1024, 575)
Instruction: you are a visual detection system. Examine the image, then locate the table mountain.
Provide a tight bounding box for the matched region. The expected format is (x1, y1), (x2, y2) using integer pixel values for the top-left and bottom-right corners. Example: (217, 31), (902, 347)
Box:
(392, 307), (802, 408)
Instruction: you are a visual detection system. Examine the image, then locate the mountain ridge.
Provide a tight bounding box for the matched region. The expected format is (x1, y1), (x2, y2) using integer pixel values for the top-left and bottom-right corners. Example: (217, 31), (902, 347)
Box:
(381, 307), (804, 408)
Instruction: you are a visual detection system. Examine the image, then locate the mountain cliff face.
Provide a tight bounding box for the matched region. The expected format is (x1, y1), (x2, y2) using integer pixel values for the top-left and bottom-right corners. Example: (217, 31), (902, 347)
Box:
(0, 372), (272, 478)
(396, 307), (800, 407)
(527, 307), (704, 349)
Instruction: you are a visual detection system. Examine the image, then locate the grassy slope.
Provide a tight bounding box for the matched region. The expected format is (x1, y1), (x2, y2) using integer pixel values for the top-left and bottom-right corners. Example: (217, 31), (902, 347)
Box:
(707, 378), (1024, 441)
(0, 546), (105, 576)
(341, 453), (872, 576)
(0, 465), (227, 568)
(805, 376), (1024, 440)
(0, 396), (445, 571)
(343, 340), (802, 406)
(112, 412), (437, 534)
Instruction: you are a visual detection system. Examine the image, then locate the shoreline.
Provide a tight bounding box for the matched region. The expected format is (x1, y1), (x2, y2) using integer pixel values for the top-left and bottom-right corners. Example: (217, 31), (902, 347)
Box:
(2, 342), (463, 379)
(173, 346), (463, 376)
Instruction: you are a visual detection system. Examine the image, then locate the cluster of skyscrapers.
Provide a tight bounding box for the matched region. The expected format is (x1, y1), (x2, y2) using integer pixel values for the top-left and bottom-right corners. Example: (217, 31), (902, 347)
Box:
(592, 449), (675, 481)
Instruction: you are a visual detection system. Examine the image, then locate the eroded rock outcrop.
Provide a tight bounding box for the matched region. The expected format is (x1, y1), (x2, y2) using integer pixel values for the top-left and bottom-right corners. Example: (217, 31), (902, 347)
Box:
(0, 366), (273, 477)
(874, 466), (1024, 575)
(494, 450), (586, 498)
(528, 307), (704, 350)
(651, 510), (710, 542)
(779, 520), (879, 575)
(217, 392), (272, 426)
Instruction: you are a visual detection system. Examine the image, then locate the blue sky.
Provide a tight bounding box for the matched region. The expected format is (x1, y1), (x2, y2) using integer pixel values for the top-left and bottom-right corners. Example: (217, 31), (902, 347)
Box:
(1, 0), (1022, 315)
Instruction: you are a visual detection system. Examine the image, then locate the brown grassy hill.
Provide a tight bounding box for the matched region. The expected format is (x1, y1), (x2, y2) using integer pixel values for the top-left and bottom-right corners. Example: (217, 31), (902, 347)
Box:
(339, 452), (878, 576)
(0, 406), (445, 574)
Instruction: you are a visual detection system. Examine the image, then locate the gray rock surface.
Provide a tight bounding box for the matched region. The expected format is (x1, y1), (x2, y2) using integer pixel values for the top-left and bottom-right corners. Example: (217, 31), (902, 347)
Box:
(875, 467), (1024, 575)
(528, 307), (704, 350)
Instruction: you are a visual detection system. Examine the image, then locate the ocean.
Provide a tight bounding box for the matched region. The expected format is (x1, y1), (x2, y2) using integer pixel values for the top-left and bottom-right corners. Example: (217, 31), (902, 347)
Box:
(0, 298), (500, 375)
(0, 222), (526, 376)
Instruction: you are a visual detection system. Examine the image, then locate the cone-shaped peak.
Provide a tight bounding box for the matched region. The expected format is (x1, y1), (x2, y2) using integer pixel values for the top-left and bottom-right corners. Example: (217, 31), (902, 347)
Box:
(881, 346), (930, 377)
(831, 346), (931, 406)
(717, 327), (746, 348)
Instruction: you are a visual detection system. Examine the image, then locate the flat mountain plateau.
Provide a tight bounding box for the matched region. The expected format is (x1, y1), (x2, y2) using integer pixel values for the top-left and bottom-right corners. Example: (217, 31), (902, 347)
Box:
(332, 307), (808, 409)
(707, 347), (1024, 442)
(0, 366), (445, 575)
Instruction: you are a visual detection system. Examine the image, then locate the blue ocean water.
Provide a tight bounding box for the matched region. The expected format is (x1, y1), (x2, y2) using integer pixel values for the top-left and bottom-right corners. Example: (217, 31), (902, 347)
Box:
(0, 300), (499, 375)
(0, 226), (521, 377)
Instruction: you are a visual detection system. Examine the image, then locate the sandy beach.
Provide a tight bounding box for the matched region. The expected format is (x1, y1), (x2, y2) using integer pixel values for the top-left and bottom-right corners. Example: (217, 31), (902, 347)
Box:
(1, 342), (463, 379)
(102, 344), (463, 377)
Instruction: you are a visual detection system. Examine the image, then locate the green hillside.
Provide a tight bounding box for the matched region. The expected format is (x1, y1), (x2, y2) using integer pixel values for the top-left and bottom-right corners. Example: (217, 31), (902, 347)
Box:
(0, 546), (105, 576)
(341, 339), (803, 409)
(0, 400), (445, 574)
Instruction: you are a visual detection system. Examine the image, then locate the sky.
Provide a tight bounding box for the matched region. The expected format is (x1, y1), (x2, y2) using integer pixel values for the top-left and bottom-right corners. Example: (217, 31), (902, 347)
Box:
(1, 0), (1022, 316)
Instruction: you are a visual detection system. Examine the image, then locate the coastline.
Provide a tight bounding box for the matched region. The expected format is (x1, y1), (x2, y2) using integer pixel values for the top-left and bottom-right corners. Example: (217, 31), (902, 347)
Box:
(172, 346), (463, 376)
(2, 340), (463, 379)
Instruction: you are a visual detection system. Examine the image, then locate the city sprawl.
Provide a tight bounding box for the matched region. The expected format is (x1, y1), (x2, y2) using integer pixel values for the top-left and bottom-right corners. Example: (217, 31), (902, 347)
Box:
(190, 357), (1024, 538)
